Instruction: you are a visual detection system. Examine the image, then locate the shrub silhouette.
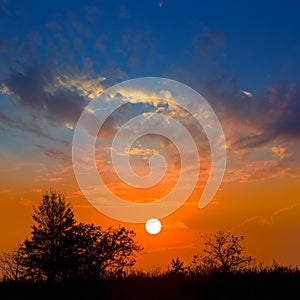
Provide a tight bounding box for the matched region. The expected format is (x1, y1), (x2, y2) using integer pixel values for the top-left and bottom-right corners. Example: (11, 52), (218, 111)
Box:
(169, 257), (185, 274)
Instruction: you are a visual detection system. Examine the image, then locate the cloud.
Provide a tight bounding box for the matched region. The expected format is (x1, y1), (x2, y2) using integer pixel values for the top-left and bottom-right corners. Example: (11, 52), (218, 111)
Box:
(231, 133), (274, 150)
(240, 90), (253, 97)
(254, 82), (300, 144)
(3, 61), (89, 125)
(56, 73), (106, 99)
(31, 189), (43, 193)
(0, 82), (11, 95)
(128, 147), (159, 156)
(271, 146), (291, 160)
(0, 110), (57, 141)
(235, 202), (300, 229)
(144, 241), (195, 253)
(201, 77), (300, 151)
(36, 145), (71, 163)
(37, 177), (64, 182)
(163, 221), (188, 230)
(19, 197), (36, 206)
(0, 59), (127, 131)
(240, 150), (299, 183)
(0, 188), (11, 194)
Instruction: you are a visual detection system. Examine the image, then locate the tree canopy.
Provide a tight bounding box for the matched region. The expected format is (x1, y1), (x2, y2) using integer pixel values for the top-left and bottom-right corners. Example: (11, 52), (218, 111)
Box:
(19, 191), (143, 283)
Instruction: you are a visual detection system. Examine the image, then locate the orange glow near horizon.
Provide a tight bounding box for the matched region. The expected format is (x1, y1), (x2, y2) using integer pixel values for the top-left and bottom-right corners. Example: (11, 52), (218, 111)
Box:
(1, 163), (300, 272)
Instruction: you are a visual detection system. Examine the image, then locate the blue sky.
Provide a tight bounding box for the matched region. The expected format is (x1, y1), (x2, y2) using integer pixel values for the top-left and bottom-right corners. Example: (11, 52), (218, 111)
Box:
(1, 0), (300, 270)
(2, 0), (300, 90)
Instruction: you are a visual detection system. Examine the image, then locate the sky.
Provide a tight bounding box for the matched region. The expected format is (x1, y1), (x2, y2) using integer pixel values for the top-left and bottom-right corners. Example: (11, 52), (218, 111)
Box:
(1, 0), (300, 272)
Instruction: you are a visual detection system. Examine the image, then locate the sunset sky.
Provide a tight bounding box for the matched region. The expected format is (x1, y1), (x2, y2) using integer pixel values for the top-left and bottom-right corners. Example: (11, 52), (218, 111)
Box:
(1, 0), (300, 272)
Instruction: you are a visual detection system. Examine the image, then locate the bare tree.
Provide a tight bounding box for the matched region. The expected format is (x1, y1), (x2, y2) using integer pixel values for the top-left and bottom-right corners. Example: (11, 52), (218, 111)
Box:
(0, 248), (26, 281)
(191, 231), (253, 274)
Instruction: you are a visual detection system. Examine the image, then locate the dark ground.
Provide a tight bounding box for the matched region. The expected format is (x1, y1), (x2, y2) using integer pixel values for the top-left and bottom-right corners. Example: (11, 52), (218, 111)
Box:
(1, 273), (300, 300)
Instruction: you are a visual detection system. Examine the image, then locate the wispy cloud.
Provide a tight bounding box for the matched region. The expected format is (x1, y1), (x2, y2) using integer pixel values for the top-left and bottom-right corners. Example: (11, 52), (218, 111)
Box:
(234, 202), (300, 230)
(0, 188), (11, 194)
(163, 221), (188, 230)
(0, 110), (57, 141)
(240, 90), (253, 97)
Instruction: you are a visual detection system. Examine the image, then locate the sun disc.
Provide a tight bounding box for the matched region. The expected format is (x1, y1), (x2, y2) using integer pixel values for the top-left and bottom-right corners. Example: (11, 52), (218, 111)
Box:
(145, 218), (162, 235)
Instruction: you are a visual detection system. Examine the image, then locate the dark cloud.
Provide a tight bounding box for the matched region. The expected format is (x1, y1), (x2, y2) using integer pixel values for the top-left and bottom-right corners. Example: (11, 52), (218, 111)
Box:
(4, 58), (299, 154)
(235, 117), (300, 150)
(201, 76), (300, 150)
(3, 61), (88, 125)
(44, 89), (87, 125)
(36, 145), (71, 163)
(235, 83), (300, 150)
(231, 133), (274, 150)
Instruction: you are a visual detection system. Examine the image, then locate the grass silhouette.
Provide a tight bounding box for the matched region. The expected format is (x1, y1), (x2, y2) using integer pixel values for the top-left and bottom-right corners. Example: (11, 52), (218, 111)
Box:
(1, 268), (300, 300)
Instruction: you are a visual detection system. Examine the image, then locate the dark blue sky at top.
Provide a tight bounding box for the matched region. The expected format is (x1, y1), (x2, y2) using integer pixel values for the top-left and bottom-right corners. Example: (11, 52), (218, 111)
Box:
(1, 0), (300, 156)
(1, 0), (300, 92)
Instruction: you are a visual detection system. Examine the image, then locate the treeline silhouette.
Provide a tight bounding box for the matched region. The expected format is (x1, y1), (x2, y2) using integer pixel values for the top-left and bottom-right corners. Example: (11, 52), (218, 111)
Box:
(1, 191), (299, 299)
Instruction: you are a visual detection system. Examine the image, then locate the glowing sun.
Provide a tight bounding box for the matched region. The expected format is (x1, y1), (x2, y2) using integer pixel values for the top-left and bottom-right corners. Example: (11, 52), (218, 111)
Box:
(145, 218), (162, 235)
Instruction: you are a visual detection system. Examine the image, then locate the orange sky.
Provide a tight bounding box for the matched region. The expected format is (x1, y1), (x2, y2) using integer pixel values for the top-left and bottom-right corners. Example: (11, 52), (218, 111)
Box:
(1, 147), (300, 272)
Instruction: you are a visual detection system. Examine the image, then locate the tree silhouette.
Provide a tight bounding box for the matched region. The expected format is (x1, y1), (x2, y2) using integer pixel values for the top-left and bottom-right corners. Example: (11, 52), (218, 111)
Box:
(191, 231), (253, 274)
(21, 191), (77, 282)
(20, 190), (143, 282)
(71, 223), (143, 279)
